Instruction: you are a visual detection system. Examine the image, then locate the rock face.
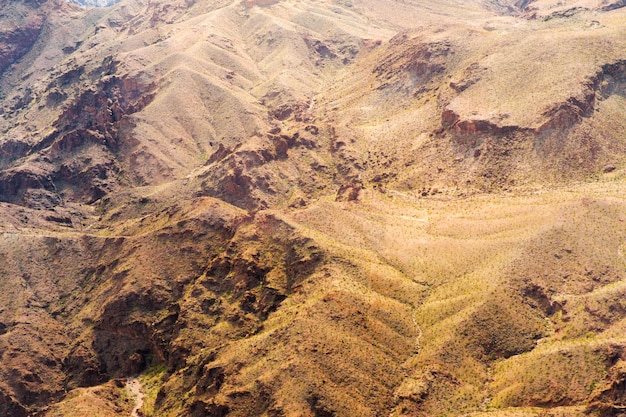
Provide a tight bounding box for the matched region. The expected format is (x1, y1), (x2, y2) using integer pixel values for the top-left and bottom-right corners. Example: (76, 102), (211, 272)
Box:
(0, 1), (48, 76)
(1, 0), (626, 416)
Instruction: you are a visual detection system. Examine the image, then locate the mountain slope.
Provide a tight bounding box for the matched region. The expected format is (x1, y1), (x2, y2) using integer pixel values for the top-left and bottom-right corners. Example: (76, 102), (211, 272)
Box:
(1, 0), (626, 416)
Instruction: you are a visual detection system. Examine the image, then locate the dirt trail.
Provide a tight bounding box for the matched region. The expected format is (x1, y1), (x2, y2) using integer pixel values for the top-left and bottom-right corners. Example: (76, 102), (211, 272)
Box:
(127, 377), (144, 417)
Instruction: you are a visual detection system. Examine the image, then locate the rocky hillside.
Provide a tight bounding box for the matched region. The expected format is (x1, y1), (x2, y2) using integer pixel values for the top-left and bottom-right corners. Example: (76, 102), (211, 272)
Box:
(1, 0), (626, 416)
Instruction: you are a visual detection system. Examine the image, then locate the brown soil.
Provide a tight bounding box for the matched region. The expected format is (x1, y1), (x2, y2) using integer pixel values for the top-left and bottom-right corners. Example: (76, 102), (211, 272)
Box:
(0, 0), (625, 416)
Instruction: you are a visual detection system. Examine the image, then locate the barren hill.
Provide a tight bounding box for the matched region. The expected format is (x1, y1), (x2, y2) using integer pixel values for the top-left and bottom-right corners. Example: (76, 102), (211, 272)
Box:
(1, 0), (626, 416)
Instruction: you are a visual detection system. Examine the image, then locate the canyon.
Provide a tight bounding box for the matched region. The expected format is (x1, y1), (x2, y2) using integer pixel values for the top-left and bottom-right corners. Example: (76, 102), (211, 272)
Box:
(0, 0), (626, 416)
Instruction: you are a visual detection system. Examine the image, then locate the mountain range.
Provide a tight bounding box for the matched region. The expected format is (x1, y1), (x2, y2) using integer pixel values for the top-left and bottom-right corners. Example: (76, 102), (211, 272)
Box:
(1, 0), (626, 416)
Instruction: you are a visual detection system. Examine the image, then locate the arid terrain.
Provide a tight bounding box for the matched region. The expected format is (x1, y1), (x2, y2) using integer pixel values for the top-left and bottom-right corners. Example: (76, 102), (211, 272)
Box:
(1, 0), (626, 415)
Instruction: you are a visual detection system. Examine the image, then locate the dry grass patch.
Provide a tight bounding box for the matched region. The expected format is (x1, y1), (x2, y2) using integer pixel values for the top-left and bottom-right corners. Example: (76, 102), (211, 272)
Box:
(43, 380), (133, 417)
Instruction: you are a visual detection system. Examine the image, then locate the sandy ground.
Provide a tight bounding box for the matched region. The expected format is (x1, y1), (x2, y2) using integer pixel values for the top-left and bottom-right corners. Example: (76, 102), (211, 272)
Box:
(127, 378), (144, 417)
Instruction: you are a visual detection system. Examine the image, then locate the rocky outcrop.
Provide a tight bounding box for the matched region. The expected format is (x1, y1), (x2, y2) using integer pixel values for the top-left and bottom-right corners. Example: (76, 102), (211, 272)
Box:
(587, 350), (626, 416)
(373, 37), (451, 96)
(0, 58), (157, 207)
(0, 169), (61, 208)
(200, 213), (322, 311)
(443, 59), (626, 140)
(596, 60), (626, 97)
(0, 1), (47, 76)
(163, 214), (325, 415)
(195, 128), (324, 210)
(441, 108), (526, 138)
(50, 66), (156, 154)
(536, 85), (596, 134)
(0, 389), (27, 417)
(449, 63), (487, 93)
(335, 178), (363, 202)
(600, 0), (626, 12)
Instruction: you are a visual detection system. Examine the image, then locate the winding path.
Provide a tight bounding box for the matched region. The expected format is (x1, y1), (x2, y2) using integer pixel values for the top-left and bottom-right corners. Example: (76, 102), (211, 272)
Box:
(127, 377), (145, 417)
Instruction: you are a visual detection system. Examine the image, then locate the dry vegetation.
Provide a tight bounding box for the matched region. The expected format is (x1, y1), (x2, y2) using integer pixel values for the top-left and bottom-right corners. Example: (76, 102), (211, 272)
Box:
(0, 0), (626, 416)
